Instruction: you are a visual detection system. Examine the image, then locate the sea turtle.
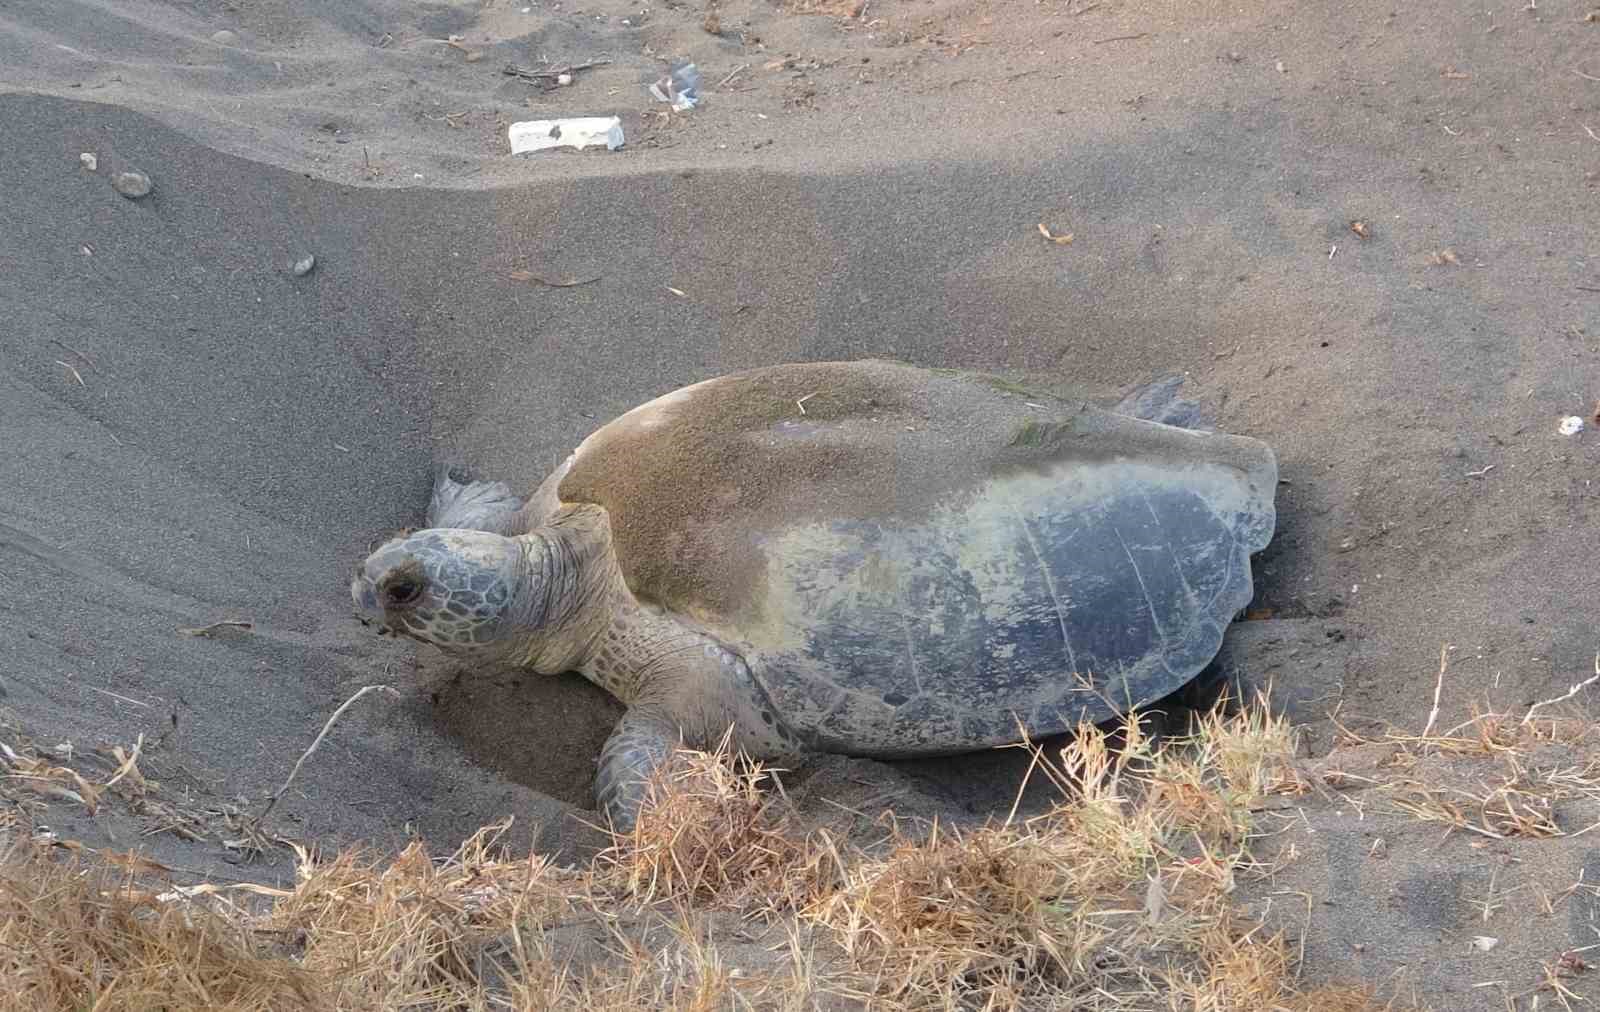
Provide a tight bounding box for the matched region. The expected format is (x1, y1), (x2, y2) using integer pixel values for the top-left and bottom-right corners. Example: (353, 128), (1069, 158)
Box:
(351, 360), (1277, 829)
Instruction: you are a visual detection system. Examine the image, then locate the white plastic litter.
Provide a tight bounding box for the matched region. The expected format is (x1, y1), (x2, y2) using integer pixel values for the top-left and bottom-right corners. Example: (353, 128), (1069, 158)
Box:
(1558, 415), (1585, 436)
(508, 116), (624, 154)
(650, 62), (701, 111)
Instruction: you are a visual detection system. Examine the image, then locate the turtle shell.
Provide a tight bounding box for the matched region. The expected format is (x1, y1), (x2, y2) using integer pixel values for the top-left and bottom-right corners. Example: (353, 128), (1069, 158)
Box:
(555, 360), (1277, 757)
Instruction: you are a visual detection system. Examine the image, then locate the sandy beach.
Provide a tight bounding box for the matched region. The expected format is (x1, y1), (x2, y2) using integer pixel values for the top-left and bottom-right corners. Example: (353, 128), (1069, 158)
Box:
(3, 0), (1599, 1005)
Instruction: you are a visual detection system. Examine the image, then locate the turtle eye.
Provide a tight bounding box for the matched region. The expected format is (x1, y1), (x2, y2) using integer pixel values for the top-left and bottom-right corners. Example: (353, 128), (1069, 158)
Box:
(384, 574), (424, 607)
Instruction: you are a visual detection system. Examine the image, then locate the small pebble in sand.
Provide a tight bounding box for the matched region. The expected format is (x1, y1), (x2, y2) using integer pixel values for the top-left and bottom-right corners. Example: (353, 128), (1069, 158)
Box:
(113, 171), (152, 198)
(1558, 415), (1585, 436)
(211, 29), (239, 45)
(79, 152), (97, 171)
(292, 254), (317, 277)
(557, 72), (573, 86)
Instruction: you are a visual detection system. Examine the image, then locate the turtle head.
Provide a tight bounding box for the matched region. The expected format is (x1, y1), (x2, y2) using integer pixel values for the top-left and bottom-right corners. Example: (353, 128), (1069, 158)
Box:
(351, 529), (529, 656)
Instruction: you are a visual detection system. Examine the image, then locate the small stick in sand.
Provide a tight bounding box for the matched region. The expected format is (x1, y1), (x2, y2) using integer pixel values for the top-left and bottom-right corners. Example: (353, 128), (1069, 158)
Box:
(1523, 653), (1600, 725)
(87, 686), (151, 708)
(796, 392), (817, 415)
(256, 685), (400, 826)
(55, 360), (85, 387)
(50, 338), (96, 366)
(1421, 643), (1453, 739)
(717, 63), (750, 88)
(178, 620), (254, 637)
(508, 270), (601, 287)
(502, 59), (612, 83)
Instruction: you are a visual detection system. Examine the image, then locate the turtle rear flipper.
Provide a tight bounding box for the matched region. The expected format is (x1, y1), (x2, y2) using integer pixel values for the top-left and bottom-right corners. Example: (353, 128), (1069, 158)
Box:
(1114, 374), (1210, 431)
(428, 465), (525, 534)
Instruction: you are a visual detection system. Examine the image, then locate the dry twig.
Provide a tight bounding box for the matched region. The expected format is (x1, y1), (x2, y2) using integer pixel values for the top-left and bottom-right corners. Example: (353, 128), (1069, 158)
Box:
(178, 620), (254, 637)
(1422, 644), (1452, 739)
(1524, 653), (1600, 725)
(502, 59), (612, 82)
(256, 685), (399, 826)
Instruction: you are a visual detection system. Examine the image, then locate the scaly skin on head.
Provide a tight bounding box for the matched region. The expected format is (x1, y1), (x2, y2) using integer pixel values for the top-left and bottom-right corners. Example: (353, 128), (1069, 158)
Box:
(351, 506), (615, 676)
(352, 504), (801, 831)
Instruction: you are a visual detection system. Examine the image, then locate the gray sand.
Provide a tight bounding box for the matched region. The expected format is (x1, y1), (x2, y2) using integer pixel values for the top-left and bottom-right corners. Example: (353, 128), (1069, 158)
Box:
(3, 0), (1599, 1006)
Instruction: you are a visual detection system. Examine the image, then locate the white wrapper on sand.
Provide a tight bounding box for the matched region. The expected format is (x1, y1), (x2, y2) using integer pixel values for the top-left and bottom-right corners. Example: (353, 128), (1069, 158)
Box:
(508, 116), (624, 154)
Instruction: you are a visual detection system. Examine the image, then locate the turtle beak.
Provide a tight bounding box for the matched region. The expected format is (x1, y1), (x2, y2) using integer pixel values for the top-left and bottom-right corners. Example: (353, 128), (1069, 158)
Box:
(351, 570), (381, 617)
(351, 543), (433, 637)
(351, 546), (403, 625)
(351, 563), (389, 632)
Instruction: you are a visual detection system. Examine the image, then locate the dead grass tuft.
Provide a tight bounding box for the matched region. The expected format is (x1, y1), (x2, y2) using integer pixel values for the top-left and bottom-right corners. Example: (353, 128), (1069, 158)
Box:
(1325, 647), (1600, 843)
(594, 733), (837, 911)
(265, 818), (580, 1008)
(818, 819), (1105, 1004)
(0, 840), (319, 1011)
(808, 706), (1332, 1009)
(1387, 754), (1567, 840)
(0, 700), (1418, 1010)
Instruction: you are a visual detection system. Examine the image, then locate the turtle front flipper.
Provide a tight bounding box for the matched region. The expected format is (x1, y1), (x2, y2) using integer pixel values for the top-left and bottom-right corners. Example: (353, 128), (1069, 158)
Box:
(427, 465), (526, 534)
(595, 708), (680, 833)
(1113, 374), (1209, 430)
(588, 627), (803, 833)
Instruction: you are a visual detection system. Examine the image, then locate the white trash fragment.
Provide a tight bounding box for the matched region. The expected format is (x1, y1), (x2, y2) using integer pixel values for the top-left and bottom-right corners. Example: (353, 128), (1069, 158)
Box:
(508, 116), (624, 154)
(79, 152), (97, 171)
(1471, 936), (1499, 952)
(556, 72), (573, 86)
(650, 62), (701, 110)
(1558, 416), (1585, 436)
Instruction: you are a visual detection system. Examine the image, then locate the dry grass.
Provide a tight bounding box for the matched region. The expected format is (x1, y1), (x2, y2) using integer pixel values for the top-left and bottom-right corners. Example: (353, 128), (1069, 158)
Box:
(0, 702), (1419, 1012)
(801, 704), (1396, 1010)
(1320, 650), (1600, 844)
(265, 822), (578, 1009)
(0, 841), (317, 1011)
(594, 732), (838, 911)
